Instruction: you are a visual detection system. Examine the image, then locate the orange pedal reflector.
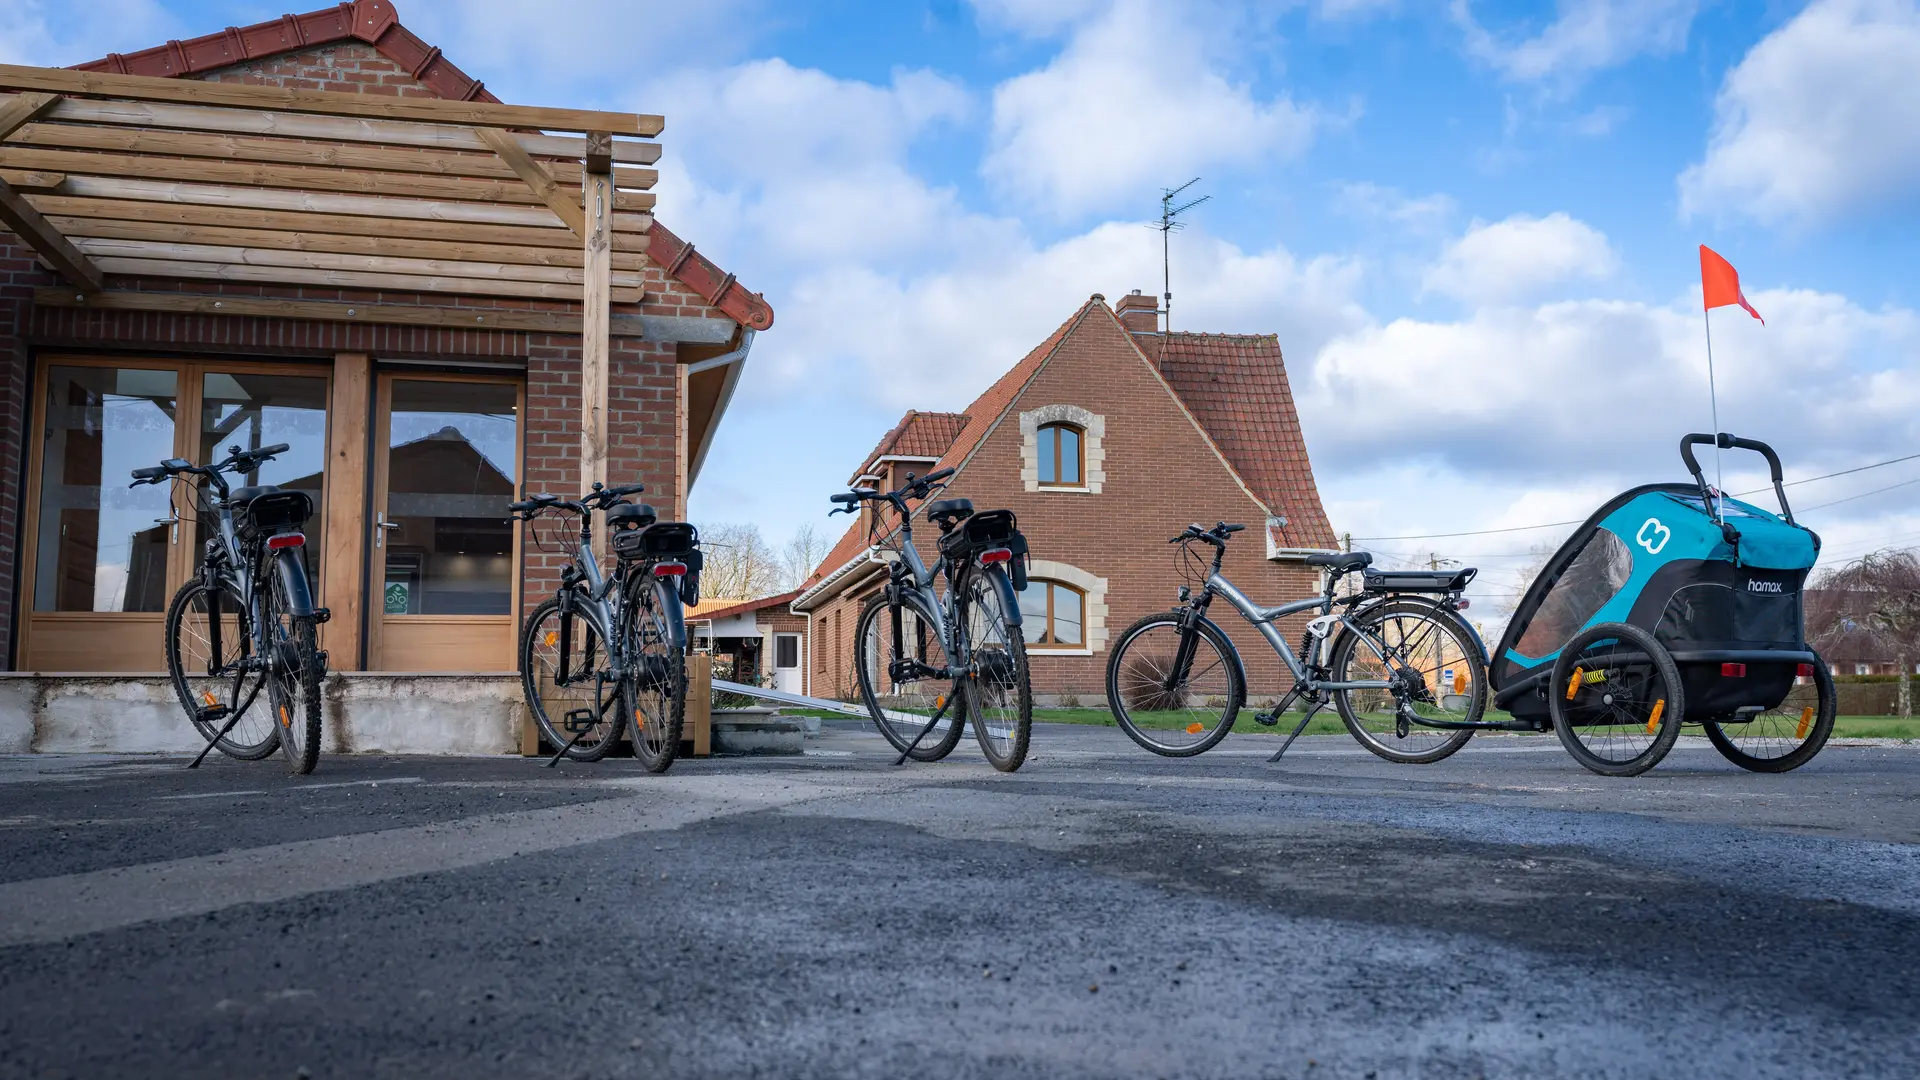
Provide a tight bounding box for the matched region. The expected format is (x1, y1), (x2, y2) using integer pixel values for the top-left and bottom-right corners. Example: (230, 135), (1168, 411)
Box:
(1186, 722), (1205, 735)
(1565, 667), (1585, 700)
(202, 690), (217, 707)
(1453, 669), (1468, 695)
(1797, 706), (1814, 739)
(934, 695), (946, 710)
(278, 705), (291, 728)
(1646, 698), (1666, 735)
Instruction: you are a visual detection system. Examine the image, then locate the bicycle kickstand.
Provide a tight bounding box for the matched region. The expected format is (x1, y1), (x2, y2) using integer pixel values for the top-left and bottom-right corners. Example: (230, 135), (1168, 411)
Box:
(1268, 697), (1327, 764)
(187, 704), (246, 769)
(893, 684), (958, 767)
(545, 690), (620, 768)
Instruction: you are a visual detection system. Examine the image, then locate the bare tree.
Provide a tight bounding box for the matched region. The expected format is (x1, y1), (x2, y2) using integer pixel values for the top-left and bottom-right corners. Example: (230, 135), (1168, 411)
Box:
(779, 522), (828, 592)
(696, 522), (781, 601)
(1812, 549), (1920, 717)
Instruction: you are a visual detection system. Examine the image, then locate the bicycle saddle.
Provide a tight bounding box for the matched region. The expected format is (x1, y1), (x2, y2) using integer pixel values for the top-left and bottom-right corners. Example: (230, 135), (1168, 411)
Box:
(926, 498), (974, 528)
(227, 484), (280, 506)
(1304, 550), (1372, 572)
(605, 501), (657, 530)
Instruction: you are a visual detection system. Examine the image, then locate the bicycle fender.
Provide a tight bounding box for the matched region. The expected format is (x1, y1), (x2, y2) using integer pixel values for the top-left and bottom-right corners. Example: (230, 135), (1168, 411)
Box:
(985, 563), (1023, 629)
(1189, 613), (1245, 675)
(272, 548), (316, 617)
(653, 577), (688, 651)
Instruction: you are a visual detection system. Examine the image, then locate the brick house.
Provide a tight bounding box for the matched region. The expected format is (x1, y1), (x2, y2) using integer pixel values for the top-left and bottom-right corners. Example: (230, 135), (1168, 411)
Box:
(790, 291), (1338, 705)
(0, 1), (769, 701)
(686, 591), (809, 696)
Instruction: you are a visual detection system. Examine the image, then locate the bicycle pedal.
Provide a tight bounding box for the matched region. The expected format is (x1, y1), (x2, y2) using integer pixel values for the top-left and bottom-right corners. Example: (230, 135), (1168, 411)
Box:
(563, 708), (598, 734)
(196, 705), (231, 723)
(1253, 711), (1279, 727)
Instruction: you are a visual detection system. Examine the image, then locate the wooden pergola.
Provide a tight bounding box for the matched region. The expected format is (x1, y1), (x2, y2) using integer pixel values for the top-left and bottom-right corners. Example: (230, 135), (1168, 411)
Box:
(0, 62), (664, 494)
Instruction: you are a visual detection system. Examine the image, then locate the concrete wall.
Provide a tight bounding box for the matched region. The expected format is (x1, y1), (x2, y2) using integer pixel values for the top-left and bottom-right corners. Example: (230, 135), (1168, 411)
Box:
(0, 673), (526, 755)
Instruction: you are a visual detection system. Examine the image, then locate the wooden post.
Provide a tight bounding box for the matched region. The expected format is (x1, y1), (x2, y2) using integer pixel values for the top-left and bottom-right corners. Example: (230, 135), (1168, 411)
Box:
(321, 352), (371, 670)
(581, 154), (612, 527)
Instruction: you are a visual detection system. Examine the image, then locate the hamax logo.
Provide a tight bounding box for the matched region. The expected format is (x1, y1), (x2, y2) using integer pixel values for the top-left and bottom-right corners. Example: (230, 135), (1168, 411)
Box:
(1748, 579), (1784, 593)
(1636, 517), (1671, 555)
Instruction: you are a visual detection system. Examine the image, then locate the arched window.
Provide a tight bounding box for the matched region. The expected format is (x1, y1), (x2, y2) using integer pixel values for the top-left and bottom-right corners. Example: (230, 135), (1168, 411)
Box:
(1018, 579), (1087, 650)
(1035, 422), (1083, 487)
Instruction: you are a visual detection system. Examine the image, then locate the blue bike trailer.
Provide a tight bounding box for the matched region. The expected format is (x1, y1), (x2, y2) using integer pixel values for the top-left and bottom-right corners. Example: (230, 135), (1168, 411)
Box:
(1491, 434), (1821, 726)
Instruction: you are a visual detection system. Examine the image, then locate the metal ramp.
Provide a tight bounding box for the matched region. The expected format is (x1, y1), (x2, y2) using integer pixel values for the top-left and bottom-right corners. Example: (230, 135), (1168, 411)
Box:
(711, 679), (930, 726)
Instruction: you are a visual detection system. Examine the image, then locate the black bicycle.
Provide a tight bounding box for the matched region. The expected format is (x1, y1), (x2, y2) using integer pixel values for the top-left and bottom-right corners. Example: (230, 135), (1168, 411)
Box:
(832, 467), (1034, 772)
(1105, 522), (1490, 763)
(134, 444), (327, 775)
(510, 482), (700, 772)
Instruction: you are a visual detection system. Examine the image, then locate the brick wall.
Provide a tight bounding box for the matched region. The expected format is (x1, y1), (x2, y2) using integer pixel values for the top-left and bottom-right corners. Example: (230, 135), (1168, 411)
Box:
(196, 41), (438, 97)
(805, 303), (1322, 706)
(0, 234), (50, 666)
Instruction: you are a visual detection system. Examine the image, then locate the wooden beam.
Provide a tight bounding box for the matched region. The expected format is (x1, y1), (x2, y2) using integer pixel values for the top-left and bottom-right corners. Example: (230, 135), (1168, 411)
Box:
(85, 256), (645, 304)
(70, 238), (650, 288)
(475, 128), (585, 238)
(584, 133), (613, 176)
(0, 175), (101, 289)
(0, 63), (664, 137)
(0, 91), (56, 141)
(321, 352), (371, 671)
(30, 196), (652, 253)
(45, 175), (654, 232)
(0, 169), (63, 192)
(0, 147), (656, 213)
(582, 170), (613, 506)
(33, 287), (659, 336)
(10, 95), (663, 164)
(49, 217), (649, 271)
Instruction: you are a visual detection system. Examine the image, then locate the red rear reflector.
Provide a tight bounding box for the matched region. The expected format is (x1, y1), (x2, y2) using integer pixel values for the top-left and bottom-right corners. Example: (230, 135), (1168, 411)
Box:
(653, 561), (687, 577)
(1797, 663), (1815, 678)
(1455, 598), (1470, 610)
(1721, 662), (1747, 677)
(267, 533), (305, 550)
(979, 548), (1012, 564)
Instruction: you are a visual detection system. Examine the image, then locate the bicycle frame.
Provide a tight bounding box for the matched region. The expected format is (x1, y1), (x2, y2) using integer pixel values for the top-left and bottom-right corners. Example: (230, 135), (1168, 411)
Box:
(1203, 574), (1396, 695)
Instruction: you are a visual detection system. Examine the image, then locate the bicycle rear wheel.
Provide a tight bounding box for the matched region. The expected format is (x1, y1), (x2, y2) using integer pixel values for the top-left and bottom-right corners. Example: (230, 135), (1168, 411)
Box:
(1105, 611), (1244, 757)
(959, 565), (1032, 772)
(266, 569), (323, 775)
(1549, 622), (1684, 777)
(854, 592), (967, 761)
(1330, 599), (1482, 764)
(521, 597), (626, 761)
(165, 578), (277, 760)
(1703, 654), (1835, 773)
(627, 577), (684, 774)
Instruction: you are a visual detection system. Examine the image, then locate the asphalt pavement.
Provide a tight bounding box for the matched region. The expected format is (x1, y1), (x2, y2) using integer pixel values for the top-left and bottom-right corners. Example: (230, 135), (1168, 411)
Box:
(2, 721), (1918, 1079)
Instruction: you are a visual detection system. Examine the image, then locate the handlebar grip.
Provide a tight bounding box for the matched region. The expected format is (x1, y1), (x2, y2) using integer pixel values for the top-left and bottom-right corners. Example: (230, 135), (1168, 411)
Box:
(1718, 433), (1785, 482)
(507, 500), (535, 514)
(257, 442), (290, 457)
(1679, 433), (1714, 479)
(829, 492), (860, 505)
(606, 482), (647, 498)
(924, 467), (955, 483)
(131, 466), (168, 481)
(1218, 523), (1246, 534)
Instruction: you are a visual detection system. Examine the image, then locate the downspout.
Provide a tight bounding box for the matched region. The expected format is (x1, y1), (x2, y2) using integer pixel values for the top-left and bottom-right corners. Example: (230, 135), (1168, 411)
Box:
(685, 328), (755, 489)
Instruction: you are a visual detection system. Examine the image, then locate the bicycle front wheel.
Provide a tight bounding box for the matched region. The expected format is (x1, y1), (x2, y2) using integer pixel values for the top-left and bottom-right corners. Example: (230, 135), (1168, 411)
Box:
(266, 566), (323, 776)
(854, 592), (967, 761)
(1105, 611), (1244, 757)
(627, 577), (685, 774)
(1703, 653), (1835, 773)
(521, 597), (626, 761)
(958, 565), (1032, 772)
(1330, 599), (1483, 764)
(165, 578), (278, 760)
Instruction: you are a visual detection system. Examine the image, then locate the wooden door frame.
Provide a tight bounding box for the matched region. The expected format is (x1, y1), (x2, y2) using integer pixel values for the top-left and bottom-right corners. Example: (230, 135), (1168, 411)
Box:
(368, 370), (525, 672)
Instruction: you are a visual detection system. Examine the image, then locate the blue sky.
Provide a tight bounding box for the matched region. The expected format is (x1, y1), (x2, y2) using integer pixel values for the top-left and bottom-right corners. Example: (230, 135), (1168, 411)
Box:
(7, 0), (1917, 617)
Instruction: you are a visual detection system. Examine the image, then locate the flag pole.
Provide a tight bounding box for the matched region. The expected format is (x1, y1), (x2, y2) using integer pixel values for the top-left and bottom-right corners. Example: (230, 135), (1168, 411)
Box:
(1703, 306), (1723, 515)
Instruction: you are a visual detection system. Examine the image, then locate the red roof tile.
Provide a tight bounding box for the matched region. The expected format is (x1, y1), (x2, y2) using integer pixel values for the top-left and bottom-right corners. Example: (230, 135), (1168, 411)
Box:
(690, 590), (801, 623)
(926, 300), (1096, 476)
(1157, 332), (1336, 549)
(70, 0), (770, 331)
(849, 409), (969, 483)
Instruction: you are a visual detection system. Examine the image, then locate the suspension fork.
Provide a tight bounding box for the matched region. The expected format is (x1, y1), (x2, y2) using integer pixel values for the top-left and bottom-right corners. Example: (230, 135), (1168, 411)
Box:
(1164, 591), (1215, 692)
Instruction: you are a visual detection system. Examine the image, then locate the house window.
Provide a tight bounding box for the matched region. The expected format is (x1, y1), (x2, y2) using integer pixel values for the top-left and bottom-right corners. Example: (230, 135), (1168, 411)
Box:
(1019, 580), (1086, 650)
(776, 633), (800, 669)
(1856, 663), (1873, 676)
(1036, 423), (1083, 487)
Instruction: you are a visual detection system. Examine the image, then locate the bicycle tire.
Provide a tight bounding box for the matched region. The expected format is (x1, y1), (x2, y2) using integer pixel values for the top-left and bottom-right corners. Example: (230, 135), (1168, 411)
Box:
(627, 577), (684, 774)
(164, 578), (278, 761)
(1104, 611), (1245, 757)
(958, 564), (1032, 772)
(1330, 599), (1482, 765)
(520, 597), (626, 762)
(1703, 653), (1836, 773)
(1549, 622), (1685, 777)
(266, 572), (323, 776)
(854, 592), (967, 761)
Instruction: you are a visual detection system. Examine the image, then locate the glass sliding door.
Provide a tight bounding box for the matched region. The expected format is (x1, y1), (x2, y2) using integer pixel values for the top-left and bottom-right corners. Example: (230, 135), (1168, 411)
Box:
(195, 370), (330, 586)
(370, 375), (522, 671)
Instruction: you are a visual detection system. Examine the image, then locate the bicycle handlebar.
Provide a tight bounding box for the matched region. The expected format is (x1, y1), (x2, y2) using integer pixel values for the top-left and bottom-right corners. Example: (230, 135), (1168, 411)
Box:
(130, 442), (289, 494)
(1169, 521), (1246, 545)
(829, 468), (955, 516)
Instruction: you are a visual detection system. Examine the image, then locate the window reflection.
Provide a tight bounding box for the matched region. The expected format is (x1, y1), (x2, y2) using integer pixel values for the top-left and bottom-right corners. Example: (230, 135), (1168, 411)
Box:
(196, 371), (329, 583)
(35, 367), (178, 612)
(1018, 580), (1086, 648)
(384, 380), (517, 616)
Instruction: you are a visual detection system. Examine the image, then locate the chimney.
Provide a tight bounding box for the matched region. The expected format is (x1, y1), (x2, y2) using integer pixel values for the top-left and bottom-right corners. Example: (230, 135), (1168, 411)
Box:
(1116, 289), (1160, 338)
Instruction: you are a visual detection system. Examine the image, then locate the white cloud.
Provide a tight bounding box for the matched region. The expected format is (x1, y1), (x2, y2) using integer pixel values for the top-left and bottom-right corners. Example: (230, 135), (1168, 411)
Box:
(1452, 0), (1699, 84)
(982, 0), (1327, 217)
(1679, 0), (1920, 226)
(1422, 213), (1618, 304)
(0, 0), (178, 66)
(1333, 183), (1458, 232)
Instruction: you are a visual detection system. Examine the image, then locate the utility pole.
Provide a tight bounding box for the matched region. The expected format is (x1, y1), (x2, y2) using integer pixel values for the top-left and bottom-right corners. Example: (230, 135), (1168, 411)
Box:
(1152, 179), (1209, 334)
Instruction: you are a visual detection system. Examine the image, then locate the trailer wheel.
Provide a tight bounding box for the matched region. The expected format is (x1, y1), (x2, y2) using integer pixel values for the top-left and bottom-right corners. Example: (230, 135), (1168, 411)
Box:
(1548, 622), (1685, 777)
(1703, 653), (1836, 773)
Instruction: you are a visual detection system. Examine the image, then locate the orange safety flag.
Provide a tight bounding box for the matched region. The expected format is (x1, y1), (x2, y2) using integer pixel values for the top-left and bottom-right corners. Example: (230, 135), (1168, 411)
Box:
(1700, 245), (1763, 325)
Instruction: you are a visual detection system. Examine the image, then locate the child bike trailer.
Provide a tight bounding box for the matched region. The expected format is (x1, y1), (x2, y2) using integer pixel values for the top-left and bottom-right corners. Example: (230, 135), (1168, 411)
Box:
(1490, 433), (1835, 776)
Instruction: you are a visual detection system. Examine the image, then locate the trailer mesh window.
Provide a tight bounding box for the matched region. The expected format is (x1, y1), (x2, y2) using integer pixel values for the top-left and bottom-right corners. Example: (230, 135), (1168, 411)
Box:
(1514, 529), (1633, 658)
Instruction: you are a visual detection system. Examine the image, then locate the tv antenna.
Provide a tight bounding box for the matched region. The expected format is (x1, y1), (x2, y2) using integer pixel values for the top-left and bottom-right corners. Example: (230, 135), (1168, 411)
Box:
(1152, 178), (1209, 333)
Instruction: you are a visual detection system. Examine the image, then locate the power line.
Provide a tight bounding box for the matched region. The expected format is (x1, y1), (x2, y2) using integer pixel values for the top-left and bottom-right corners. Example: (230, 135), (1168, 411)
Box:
(1800, 475), (1920, 514)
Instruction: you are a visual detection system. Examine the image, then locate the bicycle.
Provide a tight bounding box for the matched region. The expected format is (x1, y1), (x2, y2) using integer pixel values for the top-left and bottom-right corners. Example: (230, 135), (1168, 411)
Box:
(1104, 522), (1491, 763)
(831, 467), (1034, 772)
(510, 481), (699, 773)
(133, 443), (328, 775)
